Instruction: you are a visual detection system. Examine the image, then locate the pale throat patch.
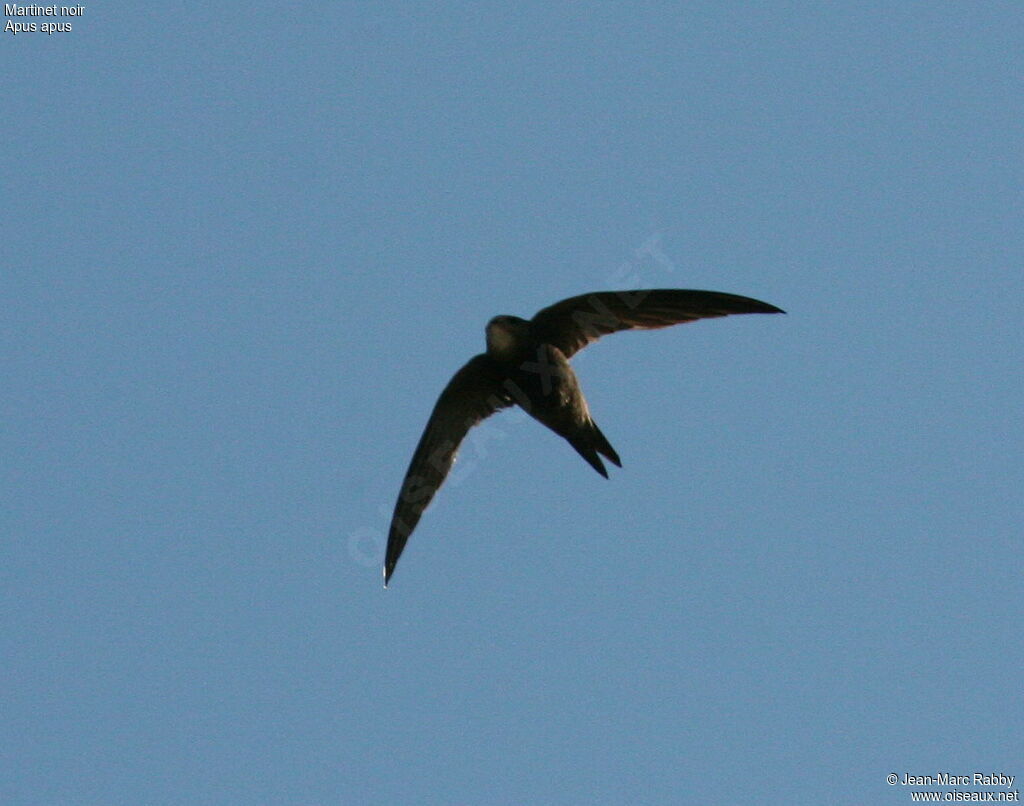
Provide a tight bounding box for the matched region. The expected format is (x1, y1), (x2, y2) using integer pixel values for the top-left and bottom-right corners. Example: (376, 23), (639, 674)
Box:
(486, 321), (519, 355)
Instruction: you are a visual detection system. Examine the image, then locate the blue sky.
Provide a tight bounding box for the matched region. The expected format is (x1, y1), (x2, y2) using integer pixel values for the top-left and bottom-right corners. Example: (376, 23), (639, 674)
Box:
(3, 3), (1022, 804)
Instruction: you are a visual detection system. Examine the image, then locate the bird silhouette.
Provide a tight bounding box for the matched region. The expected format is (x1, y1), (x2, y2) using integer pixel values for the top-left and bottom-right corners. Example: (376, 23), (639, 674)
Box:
(384, 288), (784, 586)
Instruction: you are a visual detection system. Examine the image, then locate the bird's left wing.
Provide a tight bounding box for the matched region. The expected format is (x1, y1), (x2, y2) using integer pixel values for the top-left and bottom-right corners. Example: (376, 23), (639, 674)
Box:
(530, 289), (784, 358)
(384, 354), (514, 586)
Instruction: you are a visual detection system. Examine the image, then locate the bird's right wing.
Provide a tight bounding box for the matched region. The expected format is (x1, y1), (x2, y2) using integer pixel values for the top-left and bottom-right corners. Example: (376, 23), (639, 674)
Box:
(384, 354), (514, 586)
(530, 289), (784, 358)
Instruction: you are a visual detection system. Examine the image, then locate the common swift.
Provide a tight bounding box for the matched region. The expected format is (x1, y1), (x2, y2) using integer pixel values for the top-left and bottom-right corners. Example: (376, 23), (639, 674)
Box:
(384, 288), (783, 586)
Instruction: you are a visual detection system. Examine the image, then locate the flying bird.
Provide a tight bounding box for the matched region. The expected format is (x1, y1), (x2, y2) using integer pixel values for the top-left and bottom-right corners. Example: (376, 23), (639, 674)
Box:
(384, 288), (784, 586)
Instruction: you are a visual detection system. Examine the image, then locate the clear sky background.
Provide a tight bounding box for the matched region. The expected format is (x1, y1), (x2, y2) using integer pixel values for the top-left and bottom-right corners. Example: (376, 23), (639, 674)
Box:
(3, 3), (1022, 804)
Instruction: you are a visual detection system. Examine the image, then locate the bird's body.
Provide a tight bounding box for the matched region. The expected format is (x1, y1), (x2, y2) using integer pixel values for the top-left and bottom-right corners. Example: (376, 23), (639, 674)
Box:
(495, 334), (621, 478)
(384, 289), (784, 585)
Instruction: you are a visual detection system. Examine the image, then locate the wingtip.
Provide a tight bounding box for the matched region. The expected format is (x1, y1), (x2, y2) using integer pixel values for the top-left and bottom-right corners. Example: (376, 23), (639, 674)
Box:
(741, 297), (785, 315)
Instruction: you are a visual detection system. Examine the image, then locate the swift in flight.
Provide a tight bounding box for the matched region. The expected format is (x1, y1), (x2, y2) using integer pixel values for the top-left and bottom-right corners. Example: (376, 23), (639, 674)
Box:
(384, 288), (784, 586)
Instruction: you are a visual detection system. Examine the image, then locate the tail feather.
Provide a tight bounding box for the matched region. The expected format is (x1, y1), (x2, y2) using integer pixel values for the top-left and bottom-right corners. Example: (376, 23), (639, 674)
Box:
(589, 420), (621, 467)
(567, 438), (609, 478)
(565, 419), (620, 478)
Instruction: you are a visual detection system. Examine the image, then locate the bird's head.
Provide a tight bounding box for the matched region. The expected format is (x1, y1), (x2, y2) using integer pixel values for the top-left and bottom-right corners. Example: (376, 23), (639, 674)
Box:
(485, 315), (530, 357)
